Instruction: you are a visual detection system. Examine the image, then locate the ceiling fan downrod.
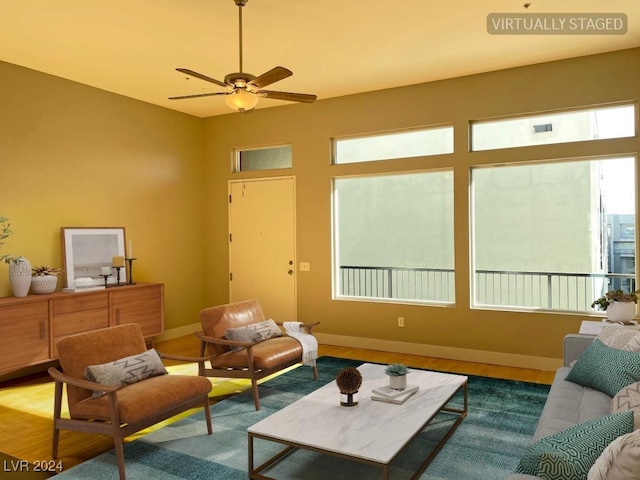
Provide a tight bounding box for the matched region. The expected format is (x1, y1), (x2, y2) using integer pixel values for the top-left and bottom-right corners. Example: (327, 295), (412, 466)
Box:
(235, 0), (248, 74)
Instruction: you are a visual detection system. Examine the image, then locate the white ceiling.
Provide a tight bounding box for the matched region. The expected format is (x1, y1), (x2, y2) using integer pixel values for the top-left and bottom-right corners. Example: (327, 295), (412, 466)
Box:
(1, 0), (638, 118)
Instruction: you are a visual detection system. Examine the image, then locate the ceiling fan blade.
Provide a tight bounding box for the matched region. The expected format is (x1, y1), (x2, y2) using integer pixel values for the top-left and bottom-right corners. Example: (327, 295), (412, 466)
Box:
(258, 90), (317, 103)
(176, 68), (228, 88)
(169, 92), (228, 100)
(249, 66), (293, 89)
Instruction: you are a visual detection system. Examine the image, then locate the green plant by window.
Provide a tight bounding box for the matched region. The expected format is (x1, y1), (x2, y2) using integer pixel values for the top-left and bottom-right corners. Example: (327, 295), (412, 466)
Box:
(591, 289), (640, 311)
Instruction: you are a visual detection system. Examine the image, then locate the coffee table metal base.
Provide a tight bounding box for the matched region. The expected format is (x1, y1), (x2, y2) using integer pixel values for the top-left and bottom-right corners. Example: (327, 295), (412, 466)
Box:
(248, 381), (467, 480)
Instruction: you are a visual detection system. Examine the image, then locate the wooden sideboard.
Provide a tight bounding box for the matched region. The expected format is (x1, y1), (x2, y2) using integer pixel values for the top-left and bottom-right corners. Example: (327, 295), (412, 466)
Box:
(0, 283), (164, 376)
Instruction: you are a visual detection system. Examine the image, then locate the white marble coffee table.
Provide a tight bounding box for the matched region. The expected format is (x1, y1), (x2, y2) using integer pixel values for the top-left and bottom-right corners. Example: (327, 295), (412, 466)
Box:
(248, 363), (468, 480)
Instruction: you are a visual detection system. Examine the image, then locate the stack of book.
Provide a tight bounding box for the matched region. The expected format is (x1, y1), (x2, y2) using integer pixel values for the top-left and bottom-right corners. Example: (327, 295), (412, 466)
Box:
(371, 384), (419, 404)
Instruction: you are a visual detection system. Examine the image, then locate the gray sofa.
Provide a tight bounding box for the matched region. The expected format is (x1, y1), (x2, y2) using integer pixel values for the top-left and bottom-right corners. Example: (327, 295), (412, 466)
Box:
(508, 333), (610, 480)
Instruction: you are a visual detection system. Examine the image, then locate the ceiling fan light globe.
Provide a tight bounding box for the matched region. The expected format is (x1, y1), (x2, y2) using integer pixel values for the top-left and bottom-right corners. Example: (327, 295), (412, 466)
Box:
(225, 89), (259, 112)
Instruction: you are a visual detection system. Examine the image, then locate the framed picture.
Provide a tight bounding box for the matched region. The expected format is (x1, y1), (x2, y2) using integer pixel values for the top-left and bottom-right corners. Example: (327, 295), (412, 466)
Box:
(61, 227), (127, 289)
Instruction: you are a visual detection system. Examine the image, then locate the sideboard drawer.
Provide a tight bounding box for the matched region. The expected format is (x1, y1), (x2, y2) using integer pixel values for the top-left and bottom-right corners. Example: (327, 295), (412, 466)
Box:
(54, 308), (109, 336)
(52, 308), (109, 356)
(52, 293), (107, 315)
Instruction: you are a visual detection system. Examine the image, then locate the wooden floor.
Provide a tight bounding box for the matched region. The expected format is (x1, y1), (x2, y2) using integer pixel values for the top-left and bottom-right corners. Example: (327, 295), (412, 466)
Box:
(0, 334), (554, 476)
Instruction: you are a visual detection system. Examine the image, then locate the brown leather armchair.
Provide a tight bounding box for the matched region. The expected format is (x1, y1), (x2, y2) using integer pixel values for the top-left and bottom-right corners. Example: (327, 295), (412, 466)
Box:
(48, 323), (213, 480)
(196, 299), (319, 410)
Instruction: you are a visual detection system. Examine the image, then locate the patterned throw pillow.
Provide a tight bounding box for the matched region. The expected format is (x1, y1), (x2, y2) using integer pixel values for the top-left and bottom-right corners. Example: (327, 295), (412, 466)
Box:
(565, 339), (640, 397)
(611, 381), (640, 429)
(224, 319), (282, 351)
(84, 348), (168, 397)
(597, 324), (640, 351)
(588, 430), (640, 480)
(515, 411), (634, 480)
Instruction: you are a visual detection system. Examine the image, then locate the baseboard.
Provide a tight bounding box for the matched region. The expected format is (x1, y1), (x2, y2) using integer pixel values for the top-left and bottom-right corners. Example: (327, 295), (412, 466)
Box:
(314, 333), (562, 371)
(155, 322), (201, 342)
(157, 326), (562, 371)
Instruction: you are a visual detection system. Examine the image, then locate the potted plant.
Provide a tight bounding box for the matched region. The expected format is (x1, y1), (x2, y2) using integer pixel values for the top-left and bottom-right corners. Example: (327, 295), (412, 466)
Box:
(385, 363), (410, 390)
(31, 265), (64, 295)
(591, 289), (639, 324)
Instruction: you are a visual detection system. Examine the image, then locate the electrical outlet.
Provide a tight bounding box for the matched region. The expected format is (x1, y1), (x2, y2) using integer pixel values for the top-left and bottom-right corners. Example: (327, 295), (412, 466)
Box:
(398, 316), (404, 327)
(299, 262), (311, 271)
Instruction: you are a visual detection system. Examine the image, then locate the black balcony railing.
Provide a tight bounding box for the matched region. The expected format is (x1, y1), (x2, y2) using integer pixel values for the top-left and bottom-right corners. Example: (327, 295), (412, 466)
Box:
(339, 265), (636, 311)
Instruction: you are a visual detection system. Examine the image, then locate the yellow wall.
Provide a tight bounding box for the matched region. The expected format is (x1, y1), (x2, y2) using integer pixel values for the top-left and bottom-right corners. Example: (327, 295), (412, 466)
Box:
(203, 48), (640, 368)
(1, 48), (638, 369)
(0, 61), (208, 329)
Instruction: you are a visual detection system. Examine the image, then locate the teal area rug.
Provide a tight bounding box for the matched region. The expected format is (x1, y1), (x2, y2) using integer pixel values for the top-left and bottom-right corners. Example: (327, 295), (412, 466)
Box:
(53, 357), (549, 479)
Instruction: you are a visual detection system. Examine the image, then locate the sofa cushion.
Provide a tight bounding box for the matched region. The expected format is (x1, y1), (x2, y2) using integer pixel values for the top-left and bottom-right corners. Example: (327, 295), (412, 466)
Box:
(515, 411), (634, 480)
(611, 381), (640, 429)
(597, 324), (640, 351)
(224, 319), (282, 351)
(588, 429), (640, 480)
(566, 339), (640, 397)
(532, 367), (612, 443)
(84, 348), (168, 397)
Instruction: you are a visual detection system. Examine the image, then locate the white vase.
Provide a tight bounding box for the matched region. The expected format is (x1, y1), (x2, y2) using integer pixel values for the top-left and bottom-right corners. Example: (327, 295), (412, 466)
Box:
(388, 374), (407, 390)
(31, 274), (58, 295)
(607, 300), (636, 324)
(9, 258), (31, 297)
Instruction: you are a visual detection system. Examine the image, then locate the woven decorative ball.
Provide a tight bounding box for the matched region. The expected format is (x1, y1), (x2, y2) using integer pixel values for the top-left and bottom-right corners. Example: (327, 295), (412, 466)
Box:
(336, 367), (362, 394)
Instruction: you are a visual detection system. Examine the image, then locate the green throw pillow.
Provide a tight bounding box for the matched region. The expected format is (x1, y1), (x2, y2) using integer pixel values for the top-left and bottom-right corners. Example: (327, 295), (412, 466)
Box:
(515, 411), (634, 480)
(565, 339), (640, 397)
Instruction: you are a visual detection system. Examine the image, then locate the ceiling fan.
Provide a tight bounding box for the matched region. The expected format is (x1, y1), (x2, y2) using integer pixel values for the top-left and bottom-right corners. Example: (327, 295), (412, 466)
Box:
(169, 0), (317, 112)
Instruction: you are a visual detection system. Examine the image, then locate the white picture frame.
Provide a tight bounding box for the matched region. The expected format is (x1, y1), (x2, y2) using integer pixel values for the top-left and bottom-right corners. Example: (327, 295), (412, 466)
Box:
(61, 227), (127, 289)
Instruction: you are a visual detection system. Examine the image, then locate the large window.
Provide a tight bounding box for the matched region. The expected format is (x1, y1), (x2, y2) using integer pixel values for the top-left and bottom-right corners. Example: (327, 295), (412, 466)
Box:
(333, 171), (455, 304)
(471, 156), (636, 312)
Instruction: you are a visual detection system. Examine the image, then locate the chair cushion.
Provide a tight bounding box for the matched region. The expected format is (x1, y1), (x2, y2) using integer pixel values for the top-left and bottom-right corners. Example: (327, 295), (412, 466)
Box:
(211, 336), (302, 370)
(199, 300), (266, 358)
(224, 319), (282, 351)
(70, 374), (212, 424)
(56, 324), (151, 408)
(84, 348), (168, 397)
